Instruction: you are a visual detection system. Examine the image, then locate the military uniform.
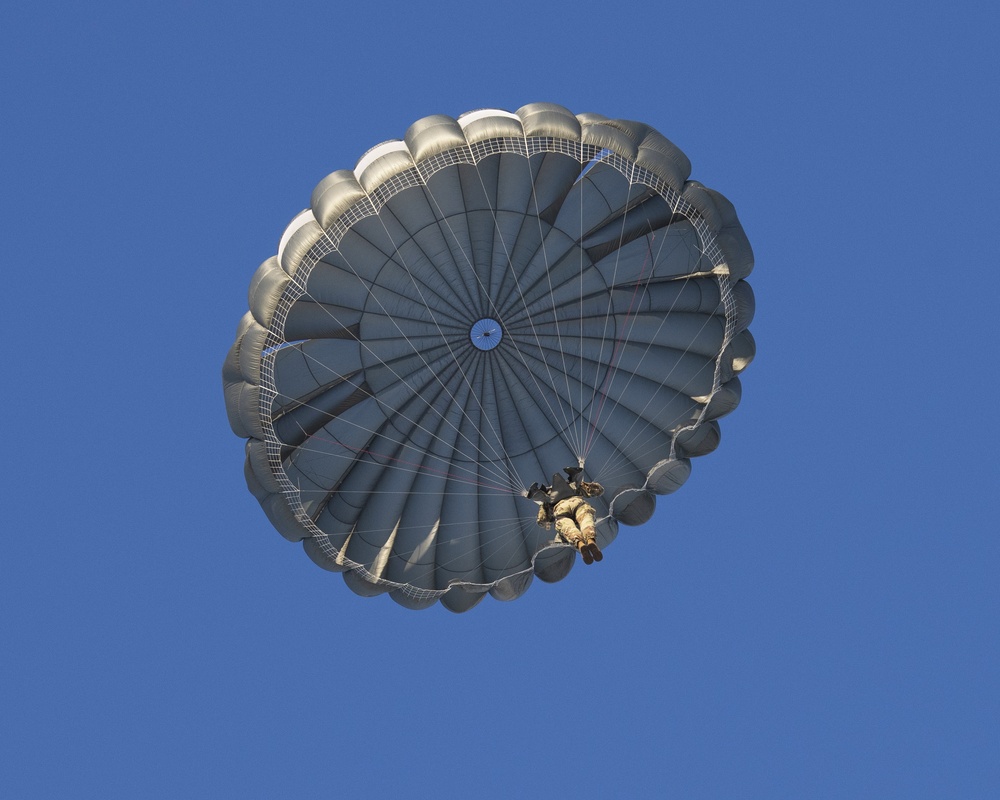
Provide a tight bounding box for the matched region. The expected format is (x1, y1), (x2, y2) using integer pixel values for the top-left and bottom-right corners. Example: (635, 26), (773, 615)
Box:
(530, 467), (604, 564)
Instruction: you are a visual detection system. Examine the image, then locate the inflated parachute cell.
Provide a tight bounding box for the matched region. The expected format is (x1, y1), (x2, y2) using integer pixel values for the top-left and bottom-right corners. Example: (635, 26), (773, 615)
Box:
(223, 103), (755, 612)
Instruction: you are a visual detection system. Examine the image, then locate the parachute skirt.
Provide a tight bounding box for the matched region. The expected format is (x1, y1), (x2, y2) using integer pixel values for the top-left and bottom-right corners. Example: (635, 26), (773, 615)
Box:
(223, 103), (755, 612)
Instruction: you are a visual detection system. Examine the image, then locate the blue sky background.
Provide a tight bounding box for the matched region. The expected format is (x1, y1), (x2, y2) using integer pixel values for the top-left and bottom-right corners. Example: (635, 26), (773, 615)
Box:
(3, 2), (997, 797)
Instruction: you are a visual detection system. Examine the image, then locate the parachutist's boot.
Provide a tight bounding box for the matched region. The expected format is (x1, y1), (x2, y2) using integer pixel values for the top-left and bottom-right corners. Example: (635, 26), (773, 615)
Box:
(577, 539), (594, 565)
(581, 526), (602, 563)
(564, 466), (583, 482)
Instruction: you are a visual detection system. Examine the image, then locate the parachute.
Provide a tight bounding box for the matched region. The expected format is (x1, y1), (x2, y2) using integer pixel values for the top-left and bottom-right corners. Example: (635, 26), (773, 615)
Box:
(223, 103), (755, 612)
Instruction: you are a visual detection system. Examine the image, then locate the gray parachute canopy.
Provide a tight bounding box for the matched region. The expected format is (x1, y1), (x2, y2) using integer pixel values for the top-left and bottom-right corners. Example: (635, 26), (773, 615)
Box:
(223, 103), (755, 612)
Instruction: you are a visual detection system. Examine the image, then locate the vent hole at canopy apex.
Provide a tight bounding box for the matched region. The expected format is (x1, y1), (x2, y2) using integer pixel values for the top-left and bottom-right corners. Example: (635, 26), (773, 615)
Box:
(469, 318), (503, 351)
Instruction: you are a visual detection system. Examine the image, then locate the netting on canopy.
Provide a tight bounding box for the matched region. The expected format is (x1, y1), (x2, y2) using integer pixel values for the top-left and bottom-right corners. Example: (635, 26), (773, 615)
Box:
(223, 104), (755, 612)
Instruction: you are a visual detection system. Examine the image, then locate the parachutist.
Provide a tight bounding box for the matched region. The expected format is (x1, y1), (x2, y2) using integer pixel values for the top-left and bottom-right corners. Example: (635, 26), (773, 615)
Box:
(532, 467), (605, 565)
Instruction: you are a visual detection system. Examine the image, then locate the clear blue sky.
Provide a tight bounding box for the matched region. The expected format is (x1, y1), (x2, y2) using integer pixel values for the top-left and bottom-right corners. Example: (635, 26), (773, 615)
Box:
(3, 2), (997, 797)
